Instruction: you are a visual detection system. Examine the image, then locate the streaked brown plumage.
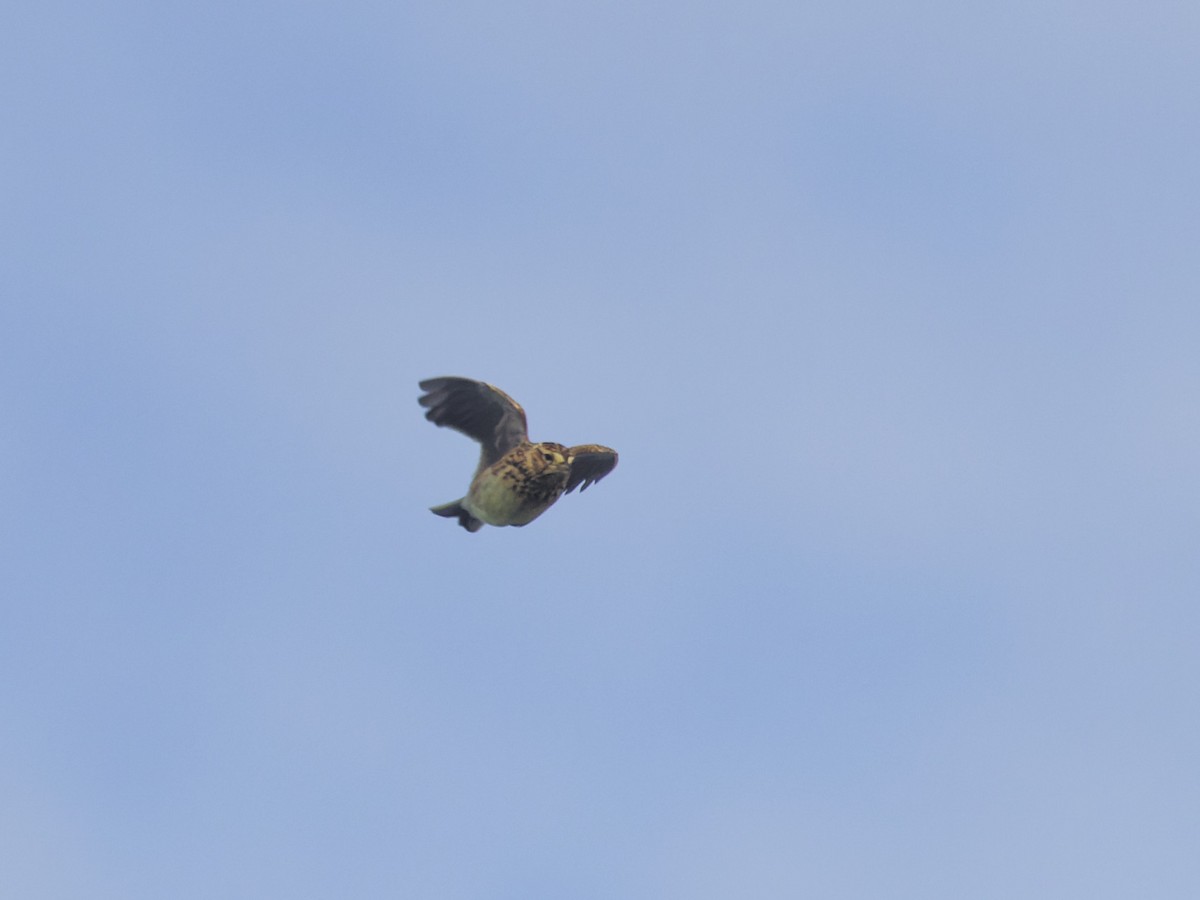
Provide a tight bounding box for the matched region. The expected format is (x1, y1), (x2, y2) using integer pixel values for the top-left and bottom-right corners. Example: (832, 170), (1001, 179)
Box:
(418, 377), (618, 532)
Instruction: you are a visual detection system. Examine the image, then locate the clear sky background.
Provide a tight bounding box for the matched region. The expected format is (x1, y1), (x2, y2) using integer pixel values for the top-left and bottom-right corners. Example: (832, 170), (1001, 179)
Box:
(4, 2), (1198, 897)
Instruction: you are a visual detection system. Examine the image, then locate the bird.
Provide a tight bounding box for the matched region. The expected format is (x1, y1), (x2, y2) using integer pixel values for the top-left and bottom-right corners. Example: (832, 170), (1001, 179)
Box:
(418, 376), (618, 532)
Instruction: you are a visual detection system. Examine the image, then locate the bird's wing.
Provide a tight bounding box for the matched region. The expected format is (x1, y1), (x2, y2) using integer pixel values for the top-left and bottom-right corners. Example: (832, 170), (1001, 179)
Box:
(419, 377), (529, 466)
(565, 444), (619, 493)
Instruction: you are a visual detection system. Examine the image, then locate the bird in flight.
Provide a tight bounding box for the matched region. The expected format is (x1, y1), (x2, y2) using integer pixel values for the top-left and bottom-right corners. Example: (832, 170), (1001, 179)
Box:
(418, 377), (619, 532)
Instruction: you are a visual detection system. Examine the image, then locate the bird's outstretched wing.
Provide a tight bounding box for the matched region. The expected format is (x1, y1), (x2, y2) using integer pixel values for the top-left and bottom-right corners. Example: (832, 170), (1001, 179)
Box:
(565, 444), (619, 493)
(419, 377), (529, 467)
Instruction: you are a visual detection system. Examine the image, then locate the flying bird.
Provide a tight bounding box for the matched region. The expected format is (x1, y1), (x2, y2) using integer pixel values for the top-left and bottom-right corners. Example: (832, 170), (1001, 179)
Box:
(418, 377), (618, 532)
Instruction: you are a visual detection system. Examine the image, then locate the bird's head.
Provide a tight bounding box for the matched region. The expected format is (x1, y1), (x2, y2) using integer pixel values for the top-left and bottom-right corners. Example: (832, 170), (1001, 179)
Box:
(530, 442), (572, 479)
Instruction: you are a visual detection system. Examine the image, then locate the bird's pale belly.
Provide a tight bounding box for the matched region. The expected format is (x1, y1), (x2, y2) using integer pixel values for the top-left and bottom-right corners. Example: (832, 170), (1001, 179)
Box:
(464, 466), (567, 527)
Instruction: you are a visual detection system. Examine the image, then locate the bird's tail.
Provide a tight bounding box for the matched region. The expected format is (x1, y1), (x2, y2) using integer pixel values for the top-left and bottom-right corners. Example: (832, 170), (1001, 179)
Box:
(430, 499), (484, 533)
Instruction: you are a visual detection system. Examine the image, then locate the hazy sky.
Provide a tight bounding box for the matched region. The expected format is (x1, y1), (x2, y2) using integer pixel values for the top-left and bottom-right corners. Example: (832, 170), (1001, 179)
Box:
(5, 2), (1199, 897)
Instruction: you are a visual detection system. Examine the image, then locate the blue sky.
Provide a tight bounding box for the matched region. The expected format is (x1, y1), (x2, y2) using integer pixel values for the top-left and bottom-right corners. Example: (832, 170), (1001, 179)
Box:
(4, 2), (1199, 897)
